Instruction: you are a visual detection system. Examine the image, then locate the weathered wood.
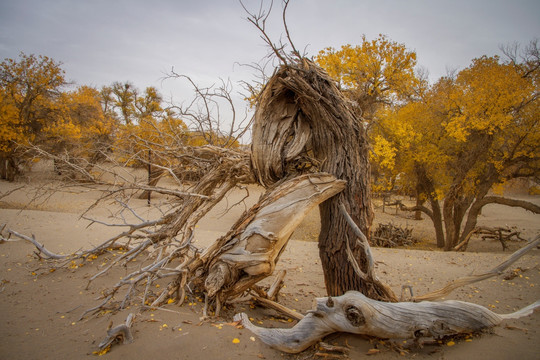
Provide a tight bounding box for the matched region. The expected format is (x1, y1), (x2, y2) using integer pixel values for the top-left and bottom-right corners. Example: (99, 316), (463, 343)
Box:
(236, 291), (540, 353)
(372, 223), (415, 248)
(251, 59), (391, 300)
(97, 313), (135, 353)
(203, 173), (346, 310)
(267, 269), (287, 300)
(252, 295), (304, 321)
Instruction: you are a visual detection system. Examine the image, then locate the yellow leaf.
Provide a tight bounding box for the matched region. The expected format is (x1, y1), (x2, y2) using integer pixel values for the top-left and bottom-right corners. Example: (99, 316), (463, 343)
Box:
(232, 338), (240, 344)
(93, 344), (112, 356)
(447, 341), (455, 346)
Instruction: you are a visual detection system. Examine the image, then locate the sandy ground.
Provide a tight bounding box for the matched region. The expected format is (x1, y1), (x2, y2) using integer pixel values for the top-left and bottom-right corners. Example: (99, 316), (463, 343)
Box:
(1, 167), (539, 359)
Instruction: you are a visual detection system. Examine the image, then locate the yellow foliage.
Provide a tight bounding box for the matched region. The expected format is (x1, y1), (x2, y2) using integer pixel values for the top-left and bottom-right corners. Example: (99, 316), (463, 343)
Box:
(444, 56), (533, 142)
(42, 86), (116, 160)
(374, 54), (539, 200)
(316, 34), (421, 113)
(0, 53), (65, 155)
(114, 116), (189, 166)
(0, 89), (28, 153)
(371, 135), (396, 171)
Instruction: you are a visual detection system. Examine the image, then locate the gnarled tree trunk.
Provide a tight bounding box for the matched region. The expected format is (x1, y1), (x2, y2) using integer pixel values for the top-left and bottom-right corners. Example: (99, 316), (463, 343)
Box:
(251, 59), (394, 300)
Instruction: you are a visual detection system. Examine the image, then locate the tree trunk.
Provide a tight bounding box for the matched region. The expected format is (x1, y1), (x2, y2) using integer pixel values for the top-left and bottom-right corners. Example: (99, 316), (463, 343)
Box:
(0, 157), (6, 180)
(414, 165), (445, 248)
(429, 197), (446, 248)
(414, 188), (423, 220)
(251, 59), (393, 300)
(0, 156), (17, 181)
(138, 168), (164, 200)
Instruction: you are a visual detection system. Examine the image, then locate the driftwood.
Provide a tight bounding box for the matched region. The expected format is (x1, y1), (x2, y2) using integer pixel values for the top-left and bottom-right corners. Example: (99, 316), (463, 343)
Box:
(235, 235), (540, 353)
(413, 235), (540, 301)
(236, 291), (540, 353)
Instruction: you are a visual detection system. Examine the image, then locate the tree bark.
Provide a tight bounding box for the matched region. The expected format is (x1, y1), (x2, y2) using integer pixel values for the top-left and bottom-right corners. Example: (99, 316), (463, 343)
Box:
(428, 197), (445, 248)
(138, 168), (164, 200)
(414, 188), (423, 220)
(0, 156), (17, 181)
(251, 60), (393, 300)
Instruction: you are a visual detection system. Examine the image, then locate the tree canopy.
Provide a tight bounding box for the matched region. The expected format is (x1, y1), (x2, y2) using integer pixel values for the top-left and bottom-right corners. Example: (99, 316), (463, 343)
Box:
(0, 53), (235, 181)
(316, 34), (422, 122)
(371, 47), (540, 249)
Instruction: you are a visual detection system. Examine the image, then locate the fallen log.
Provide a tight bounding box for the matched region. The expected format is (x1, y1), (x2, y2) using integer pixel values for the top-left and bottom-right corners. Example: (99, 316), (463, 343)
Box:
(235, 291), (540, 353)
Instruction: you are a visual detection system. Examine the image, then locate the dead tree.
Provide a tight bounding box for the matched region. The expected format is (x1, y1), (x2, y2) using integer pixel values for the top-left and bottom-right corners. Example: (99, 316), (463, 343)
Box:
(250, 58), (395, 300)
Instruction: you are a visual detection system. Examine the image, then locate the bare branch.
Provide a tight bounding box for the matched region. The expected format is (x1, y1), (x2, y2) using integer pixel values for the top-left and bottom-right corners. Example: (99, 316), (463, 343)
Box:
(477, 195), (540, 214)
(414, 235), (540, 301)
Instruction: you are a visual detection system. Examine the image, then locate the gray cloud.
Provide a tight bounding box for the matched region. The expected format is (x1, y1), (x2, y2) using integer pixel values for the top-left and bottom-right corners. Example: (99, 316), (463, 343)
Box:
(1, 0), (539, 100)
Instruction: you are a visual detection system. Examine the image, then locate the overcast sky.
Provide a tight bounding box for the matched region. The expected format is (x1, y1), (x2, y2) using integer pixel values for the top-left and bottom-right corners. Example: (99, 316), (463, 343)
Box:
(1, 0), (539, 113)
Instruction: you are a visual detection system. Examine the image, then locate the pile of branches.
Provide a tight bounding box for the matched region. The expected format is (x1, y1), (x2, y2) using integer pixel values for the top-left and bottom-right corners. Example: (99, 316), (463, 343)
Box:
(7, 142), (256, 316)
(371, 223), (416, 248)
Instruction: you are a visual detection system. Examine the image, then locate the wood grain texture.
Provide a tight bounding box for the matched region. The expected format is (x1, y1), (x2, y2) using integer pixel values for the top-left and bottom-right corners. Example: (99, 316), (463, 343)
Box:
(236, 291), (540, 353)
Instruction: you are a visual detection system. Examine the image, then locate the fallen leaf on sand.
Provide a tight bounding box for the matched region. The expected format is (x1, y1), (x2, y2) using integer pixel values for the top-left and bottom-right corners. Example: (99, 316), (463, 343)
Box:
(226, 320), (243, 329)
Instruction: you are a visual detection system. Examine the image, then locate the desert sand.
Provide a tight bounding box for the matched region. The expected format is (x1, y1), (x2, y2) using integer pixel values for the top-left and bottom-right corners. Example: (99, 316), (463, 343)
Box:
(1, 166), (539, 359)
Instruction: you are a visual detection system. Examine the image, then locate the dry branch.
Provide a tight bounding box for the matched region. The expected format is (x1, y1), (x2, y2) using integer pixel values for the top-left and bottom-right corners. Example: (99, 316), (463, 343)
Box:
(201, 173), (346, 314)
(371, 223), (415, 248)
(454, 226), (527, 252)
(413, 235), (540, 302)
(252, 295), (304, 321)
